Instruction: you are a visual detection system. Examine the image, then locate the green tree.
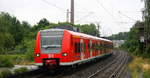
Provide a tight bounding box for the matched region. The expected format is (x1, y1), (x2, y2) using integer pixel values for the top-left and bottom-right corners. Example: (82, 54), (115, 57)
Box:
(108, 32), (128, 40)
(0, 12), (15, 53)
(33, 18), (50, 30)
(21, 21), (31, 37)
(121, 21), (144, 56)
(0, 12), (32, 54)
(0, 12), (101, 55)
(144, 0), (150, 37)
(9, 17), (23, 45)
(80, 23), (100, 36)
(144, 0), (150, 57)
(38, 18), (49, 27)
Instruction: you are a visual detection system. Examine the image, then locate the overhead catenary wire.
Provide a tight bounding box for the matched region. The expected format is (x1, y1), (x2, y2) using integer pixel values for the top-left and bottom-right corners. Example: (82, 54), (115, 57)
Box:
(95, 0), (123, 35)
(118, 11), (138, 21)
(75, 12), (94, 22)
(96, 0), (115, 19)
(41, 0), (66, 12)
(40, 0), (139, 36)
(75, 1), (100, 24)
(95, 0), (118, 23)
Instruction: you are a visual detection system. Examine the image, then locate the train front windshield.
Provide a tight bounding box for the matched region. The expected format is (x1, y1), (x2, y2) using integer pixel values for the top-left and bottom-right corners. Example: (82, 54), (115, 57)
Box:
(40, 30), (64, 53)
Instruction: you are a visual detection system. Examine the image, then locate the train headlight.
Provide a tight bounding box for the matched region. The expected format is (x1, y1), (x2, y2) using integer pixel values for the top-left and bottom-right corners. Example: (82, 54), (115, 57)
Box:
(36, 53), (40, 57)
(62, 53), (68, 56)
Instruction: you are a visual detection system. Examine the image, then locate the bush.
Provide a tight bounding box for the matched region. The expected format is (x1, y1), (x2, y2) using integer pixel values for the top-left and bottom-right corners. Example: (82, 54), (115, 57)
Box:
(145, 45), (150, 57)
(0, 69), (12, 78)
(11, 55), (24, 64)
(0, 56), (14, 67)
(143, 70), (150, 78)
(24, 39), (35, 61)
(14, 67), (28, 74)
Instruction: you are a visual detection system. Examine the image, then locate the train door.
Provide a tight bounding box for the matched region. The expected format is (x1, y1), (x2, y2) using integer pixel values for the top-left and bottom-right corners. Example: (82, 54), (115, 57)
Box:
(86, 39), (90, 58)
(92, 40), (96, 57)
(73, 37), (81, 61)
(80, 39), (84, 60)
(101, 41), (104, 54)
(90, 40), (92, 58)
(84, 39), (89, 59)
(95, 41), (98, 56)
(103, 42), (106, 54)
(98, 41), (100, 55)
(99, 41), (102, 55)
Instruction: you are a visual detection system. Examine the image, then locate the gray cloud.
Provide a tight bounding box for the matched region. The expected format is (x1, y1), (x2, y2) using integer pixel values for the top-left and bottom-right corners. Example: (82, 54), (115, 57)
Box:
(0, 0), (144, 36)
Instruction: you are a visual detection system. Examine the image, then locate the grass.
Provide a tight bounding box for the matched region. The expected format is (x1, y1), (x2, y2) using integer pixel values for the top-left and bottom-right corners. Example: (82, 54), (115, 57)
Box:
(0, 57), (14, 68)
(0, 54), (34, 66)
(0, 67), (29, 78)
(128, 55), (150, 78)
(0, 68), (12, 78)
(14, 67), (28, 74)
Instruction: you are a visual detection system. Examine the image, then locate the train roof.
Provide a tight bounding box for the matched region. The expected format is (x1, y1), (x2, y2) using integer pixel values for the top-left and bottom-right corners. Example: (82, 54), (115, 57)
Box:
(40, 28), (64, 32)
(67, 30), (112, 42)
(40, 28), (112, 42)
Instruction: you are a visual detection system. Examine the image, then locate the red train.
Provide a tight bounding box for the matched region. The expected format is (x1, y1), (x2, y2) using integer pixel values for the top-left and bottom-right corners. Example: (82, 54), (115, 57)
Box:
(34, 29), (113, 67)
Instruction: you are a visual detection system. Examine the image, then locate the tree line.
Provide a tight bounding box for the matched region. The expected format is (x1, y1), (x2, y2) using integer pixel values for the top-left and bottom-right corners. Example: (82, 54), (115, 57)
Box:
(121, 22), (146, 57)
(107, 32), (128, 40)
(109, 1), (150, 58)
(0, 12), (100, 56)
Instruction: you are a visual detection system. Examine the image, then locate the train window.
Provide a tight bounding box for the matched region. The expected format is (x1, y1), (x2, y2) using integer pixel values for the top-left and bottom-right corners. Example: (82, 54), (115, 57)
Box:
(99, 43), (102, 50)
(92, 43), (94, 51)
(97, 43), (99, 50)
(94, 43), (97, 52)
(88, 43), (90, 51)
(110, 44), (113, 49)
(100, 43), (102, 49)
(105, 44), (107, 48)
(80, 43), (86, 52)
(100, 43), (103, 50)
(92, 43), (96, 52)
(107, 44), (109, 48)
(75, 43), (81, 53)
(104, 43), (106, 53)
(40, 30), (64, 53)
(101, 42), (104, 51)
(96, 43), (99, 51)
(109, 44), (111, 49)
(84, 43), (86, 52)
(41, 36), (62, 46)
(95, 43), (98, 51)
(88, 43), (91, 52)
(94, 44), (96, 51)
(41, 36), (62, 53)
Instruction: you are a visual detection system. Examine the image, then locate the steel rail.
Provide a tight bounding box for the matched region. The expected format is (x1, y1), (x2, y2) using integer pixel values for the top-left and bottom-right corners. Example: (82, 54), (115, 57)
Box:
(109, 53), (129, 78)
(87, 51), (123, 78)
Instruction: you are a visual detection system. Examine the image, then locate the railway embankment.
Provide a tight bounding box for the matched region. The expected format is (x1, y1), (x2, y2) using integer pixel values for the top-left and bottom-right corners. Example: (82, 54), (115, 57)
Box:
(60, 50), (130, 78)
(1, 50), (132, 78)
(128, 55), (150, 78)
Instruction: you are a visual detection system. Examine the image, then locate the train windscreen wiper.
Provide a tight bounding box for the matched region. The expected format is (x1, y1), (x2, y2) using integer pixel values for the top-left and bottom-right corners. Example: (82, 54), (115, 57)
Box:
(42, 45), (61, 49)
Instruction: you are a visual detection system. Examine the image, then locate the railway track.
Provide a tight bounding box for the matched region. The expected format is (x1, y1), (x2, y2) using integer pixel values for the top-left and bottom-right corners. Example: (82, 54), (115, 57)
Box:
(59, 50), (129, 78)
(7, 50), (129, 78)
(26, 51), (117, 78)
(87, 50), (128, 78)
(109, 51), (129, 78)
(60, 50), (119, 78)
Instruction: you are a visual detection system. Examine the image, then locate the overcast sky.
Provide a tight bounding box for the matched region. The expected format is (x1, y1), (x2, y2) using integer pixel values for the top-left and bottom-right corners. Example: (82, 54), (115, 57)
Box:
(0, 0), (144, 36)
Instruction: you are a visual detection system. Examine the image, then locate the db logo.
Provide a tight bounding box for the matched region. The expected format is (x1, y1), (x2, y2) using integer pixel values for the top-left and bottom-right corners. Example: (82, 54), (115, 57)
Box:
(48, 54), (54, 58)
